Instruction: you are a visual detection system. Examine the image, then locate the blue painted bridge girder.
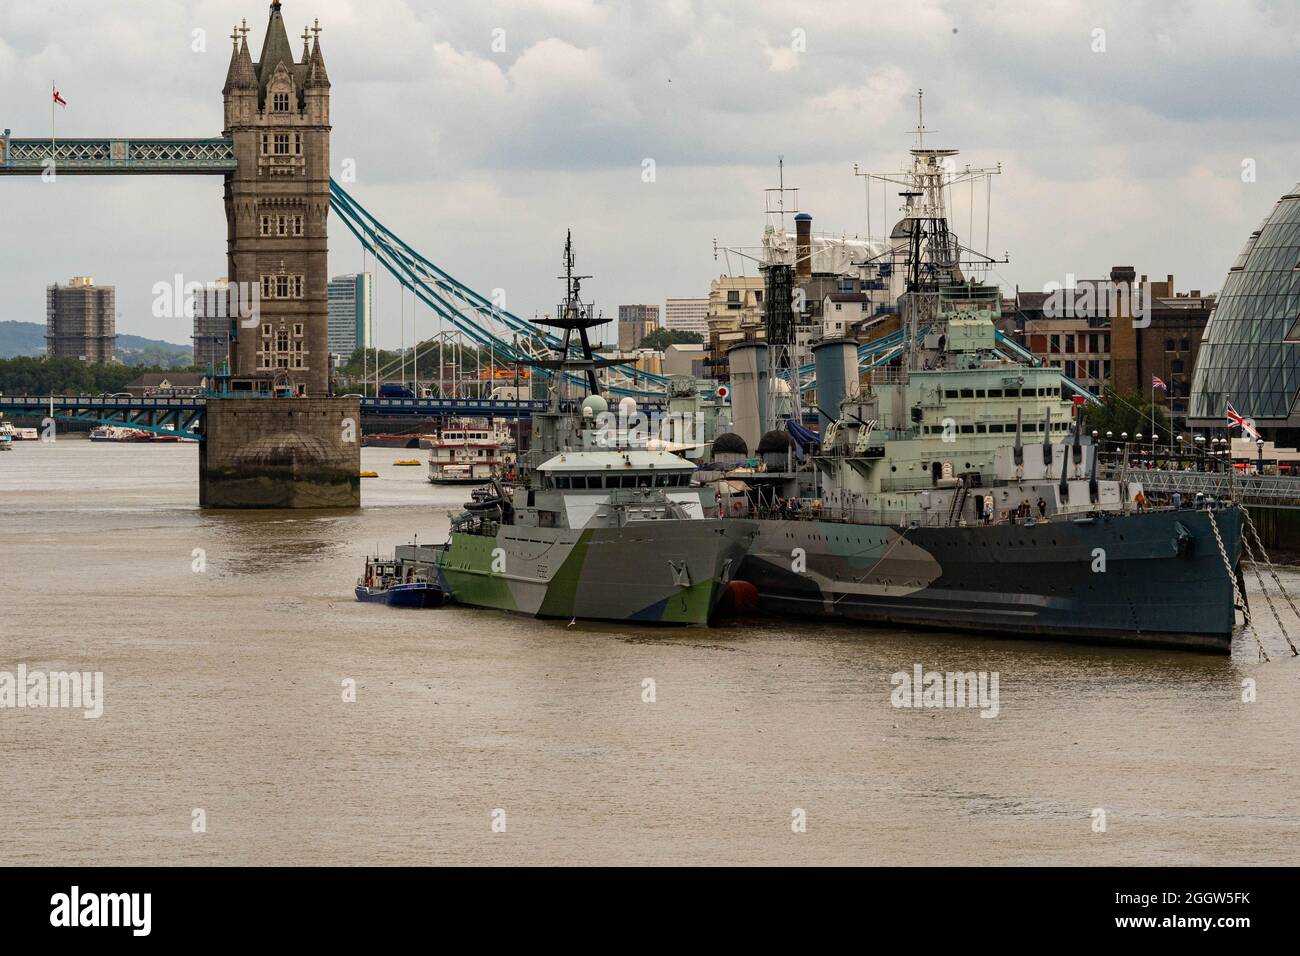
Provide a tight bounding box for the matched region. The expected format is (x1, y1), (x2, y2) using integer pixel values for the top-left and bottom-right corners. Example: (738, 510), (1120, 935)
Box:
(0, 395), (659, 440)
(361, 396), (664, 417)
(0, 135), (237, 174)
(0, 395), (208, 439)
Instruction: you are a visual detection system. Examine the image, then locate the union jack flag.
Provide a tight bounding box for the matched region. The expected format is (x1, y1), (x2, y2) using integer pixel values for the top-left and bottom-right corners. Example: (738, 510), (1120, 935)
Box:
(1151, 374), (1167, 391)
(1226, 401), (1260, 440)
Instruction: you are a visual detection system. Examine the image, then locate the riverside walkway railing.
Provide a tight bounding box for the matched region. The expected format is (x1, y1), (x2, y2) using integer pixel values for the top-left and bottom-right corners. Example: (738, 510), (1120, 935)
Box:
(1119, 468), (1300, 510)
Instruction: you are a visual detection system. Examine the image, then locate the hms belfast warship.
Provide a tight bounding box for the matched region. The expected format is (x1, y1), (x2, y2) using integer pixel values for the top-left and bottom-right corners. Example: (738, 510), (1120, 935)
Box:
(724, 124), (1244, 652)
(401, 234), (756, 625)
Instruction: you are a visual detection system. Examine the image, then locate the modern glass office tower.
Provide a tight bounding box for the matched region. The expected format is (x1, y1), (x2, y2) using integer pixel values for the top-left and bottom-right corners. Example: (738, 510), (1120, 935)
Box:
(327, 272), (372, 357)
(1190, 185), (1300, 435)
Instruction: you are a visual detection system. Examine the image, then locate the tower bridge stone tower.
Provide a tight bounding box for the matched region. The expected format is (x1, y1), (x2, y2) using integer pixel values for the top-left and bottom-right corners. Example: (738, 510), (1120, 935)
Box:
(222, 0), (331, 397)
(200, 1), (358, 508)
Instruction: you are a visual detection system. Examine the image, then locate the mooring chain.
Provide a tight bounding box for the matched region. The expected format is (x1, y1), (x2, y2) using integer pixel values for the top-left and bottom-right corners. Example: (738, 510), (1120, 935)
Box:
(1240, 530), (1297, 657)
(1209, 509), (1269, 662)
(1240, 505), (1300, 655)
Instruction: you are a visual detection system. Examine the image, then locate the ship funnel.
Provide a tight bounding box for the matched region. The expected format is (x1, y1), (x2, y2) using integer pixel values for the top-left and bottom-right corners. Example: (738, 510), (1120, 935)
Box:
(795, 212), (813, 281)
(813, 338), (859, 432)
(727, 342), (769, 453)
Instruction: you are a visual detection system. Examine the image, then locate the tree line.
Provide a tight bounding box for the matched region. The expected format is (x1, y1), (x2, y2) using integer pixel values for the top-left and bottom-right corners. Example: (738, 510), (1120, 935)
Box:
(0, 356), (200, 395)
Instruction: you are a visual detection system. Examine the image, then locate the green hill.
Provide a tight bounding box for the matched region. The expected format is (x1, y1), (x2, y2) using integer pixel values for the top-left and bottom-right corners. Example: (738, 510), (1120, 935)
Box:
(0, 321), (45, 356)
(0, 321), (191, 367)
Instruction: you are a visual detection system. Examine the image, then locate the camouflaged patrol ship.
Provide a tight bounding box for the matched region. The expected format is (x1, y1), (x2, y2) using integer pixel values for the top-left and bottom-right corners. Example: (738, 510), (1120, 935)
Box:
(731, 283), (1244, 652)
(426, 446), (754, 624)
(401, 234), (756, 625)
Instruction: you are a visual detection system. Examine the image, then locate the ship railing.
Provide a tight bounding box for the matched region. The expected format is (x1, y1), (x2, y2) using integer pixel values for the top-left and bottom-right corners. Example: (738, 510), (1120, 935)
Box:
(748, 498), (1206, 527)
(867, 365), (908, 385)
(748, 502), (952, 527)
(450, 513), (499, 536)
(605, 487), (670, 504)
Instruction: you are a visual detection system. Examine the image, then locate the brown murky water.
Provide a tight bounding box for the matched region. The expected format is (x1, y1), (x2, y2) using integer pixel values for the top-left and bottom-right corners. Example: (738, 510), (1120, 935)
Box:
(2, 438), (1298, 865)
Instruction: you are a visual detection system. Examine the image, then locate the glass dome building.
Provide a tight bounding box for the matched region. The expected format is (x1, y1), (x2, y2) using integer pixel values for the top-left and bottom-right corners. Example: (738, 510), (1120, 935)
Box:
(1190, 185), (1300, 435)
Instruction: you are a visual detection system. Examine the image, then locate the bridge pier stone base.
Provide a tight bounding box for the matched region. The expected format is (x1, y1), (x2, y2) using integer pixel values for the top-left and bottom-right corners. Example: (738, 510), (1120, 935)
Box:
(199, 397), (360, 509)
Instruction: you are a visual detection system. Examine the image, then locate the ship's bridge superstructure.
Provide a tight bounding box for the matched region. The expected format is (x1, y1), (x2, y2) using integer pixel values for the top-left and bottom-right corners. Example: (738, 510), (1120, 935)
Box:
(818, 282), (1090, 507)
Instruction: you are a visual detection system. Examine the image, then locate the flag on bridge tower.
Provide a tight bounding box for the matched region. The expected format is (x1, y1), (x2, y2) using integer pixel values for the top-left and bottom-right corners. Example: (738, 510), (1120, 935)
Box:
(51, 84), (67, 161)
(1151, 374), (1167, 391)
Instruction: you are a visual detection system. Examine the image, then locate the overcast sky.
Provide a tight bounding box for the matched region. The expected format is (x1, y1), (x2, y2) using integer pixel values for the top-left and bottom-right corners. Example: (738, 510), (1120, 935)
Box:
(2, 0), (1299, 347)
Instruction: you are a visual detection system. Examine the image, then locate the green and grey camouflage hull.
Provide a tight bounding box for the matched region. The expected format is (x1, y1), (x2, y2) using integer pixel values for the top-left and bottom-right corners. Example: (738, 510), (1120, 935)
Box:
(421, 519), (756, 625)
(735, 507), (1242, 652)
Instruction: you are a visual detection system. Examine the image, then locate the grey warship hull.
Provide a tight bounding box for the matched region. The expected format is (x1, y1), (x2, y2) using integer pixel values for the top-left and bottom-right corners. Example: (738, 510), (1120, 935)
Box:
(421, 518), (756, 625)
(734, 507), (1243, 652)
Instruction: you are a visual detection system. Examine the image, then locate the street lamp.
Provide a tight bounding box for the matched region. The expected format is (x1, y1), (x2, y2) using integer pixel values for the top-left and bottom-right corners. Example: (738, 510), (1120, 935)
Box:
(1257, 437), (1265, 475)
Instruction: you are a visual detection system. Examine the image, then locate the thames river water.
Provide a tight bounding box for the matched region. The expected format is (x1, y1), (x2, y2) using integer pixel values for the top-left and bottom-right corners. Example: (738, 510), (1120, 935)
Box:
(2, 437), (1298, 865)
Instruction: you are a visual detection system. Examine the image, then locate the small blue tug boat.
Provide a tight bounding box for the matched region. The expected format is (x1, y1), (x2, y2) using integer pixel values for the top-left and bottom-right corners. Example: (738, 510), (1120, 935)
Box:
(355, 554), (448, 608)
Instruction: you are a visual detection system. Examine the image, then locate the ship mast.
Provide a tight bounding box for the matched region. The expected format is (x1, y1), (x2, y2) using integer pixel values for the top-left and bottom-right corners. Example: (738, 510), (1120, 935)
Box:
(528, 230), (619, 405)
(761, 157), (802, 433)
(853, 89), (1006, 372)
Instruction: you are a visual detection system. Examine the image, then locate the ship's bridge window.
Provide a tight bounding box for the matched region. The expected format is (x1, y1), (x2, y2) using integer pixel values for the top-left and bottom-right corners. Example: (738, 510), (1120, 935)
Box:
(945, 389), (959, 399)
(976, 424), (987, 433)
(989, 424), (1005, 433)
(960, 389), (974, 398)
(555, 477), (570, 489)
(987, 389), (1002, 398)
(975, 390), (986, 398)
(960, 425), (974, 434)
